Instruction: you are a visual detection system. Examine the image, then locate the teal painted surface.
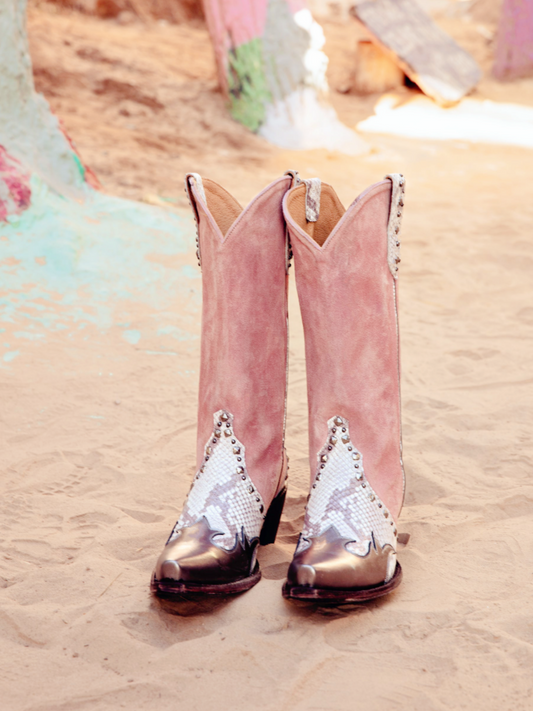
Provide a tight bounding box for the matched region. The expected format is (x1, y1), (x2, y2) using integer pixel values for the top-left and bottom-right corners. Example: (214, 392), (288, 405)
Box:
(123, 329), (141, 345)
(0, 177), (200, 354)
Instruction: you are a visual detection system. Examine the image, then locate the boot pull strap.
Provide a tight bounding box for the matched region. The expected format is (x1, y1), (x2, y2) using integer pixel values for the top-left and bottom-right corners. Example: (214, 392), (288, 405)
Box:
(184, 172), (206, 269)
(283, 170), (301, 274)
(303, 178), (321, 223)
(384, 173), (405, 279)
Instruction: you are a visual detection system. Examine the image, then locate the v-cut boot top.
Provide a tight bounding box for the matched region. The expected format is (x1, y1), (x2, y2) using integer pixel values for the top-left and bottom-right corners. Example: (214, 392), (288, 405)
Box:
(187, 172), (294, 248)
(283, 177), (397, 252)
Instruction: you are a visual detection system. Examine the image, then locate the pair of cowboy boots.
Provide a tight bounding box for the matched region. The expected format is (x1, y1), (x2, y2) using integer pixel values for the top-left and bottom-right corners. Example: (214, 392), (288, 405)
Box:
(151, 169), (406, 603)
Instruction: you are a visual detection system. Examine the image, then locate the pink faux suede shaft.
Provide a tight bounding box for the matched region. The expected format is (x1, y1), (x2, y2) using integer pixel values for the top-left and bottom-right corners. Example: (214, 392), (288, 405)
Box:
(283, 181), (404, 520)
(190, 176), (291, 507)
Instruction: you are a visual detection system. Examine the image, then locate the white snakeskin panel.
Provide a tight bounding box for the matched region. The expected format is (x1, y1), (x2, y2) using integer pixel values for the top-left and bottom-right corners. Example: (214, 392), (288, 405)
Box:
(303, 178), (321, 222)
(168, 410), (266, 550)
(385, 173), (405, 279)
(298, 416), (398, 577)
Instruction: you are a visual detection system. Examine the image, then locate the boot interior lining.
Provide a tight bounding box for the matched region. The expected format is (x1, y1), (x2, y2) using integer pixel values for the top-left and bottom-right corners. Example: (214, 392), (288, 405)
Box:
(286, 184), (345, 247)
(202, 178), (242, 237)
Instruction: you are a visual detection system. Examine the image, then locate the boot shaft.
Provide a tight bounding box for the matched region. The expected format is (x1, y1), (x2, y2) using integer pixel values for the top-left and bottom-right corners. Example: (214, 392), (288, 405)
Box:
(186, 173), (293, 504)
(283, 175), (405, 518)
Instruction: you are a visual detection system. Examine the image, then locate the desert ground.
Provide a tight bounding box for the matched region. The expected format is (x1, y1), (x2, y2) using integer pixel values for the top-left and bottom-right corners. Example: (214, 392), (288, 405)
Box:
(1, 2), (533, 710)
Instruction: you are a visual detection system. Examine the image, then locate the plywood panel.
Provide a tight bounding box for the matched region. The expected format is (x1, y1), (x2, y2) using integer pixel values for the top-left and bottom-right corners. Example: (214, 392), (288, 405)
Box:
(353, 0), (482, 105)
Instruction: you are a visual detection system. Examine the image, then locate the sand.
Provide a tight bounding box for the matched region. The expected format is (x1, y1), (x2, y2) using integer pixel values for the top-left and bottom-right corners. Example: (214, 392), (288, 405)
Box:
(1, 4), (533, 710)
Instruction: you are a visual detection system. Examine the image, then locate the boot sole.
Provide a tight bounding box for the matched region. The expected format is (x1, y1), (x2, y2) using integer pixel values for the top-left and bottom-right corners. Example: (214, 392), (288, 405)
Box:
(281, 562), (402, 603)
(151, 487), (287, 598)
(151, 564), (261, 598)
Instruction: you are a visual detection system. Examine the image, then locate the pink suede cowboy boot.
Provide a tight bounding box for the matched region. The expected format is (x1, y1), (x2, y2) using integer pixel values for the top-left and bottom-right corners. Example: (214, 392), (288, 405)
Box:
(152, 172), (295, 596)
(281, 174), (406, 602)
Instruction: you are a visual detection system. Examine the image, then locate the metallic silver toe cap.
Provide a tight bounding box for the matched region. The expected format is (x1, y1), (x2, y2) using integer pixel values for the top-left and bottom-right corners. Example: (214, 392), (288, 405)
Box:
(287, 526), (396, 590)
(154, 516), (258, 585)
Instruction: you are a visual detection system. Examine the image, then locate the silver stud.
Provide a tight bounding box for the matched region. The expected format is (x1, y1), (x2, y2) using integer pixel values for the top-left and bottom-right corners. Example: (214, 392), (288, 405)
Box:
(233, 446), (241, 455)
(205, 455), (210, 461)
(341, 434), (350, 444)
(396, 240), (400, 247)
(330, 436), (337, 446)
(320, 454), (328, 463)
(224, 429), (233, 437)
(397, 210), (401, 217)
(225, 422), (231, 428)
(217, 422), (222, 427)
(231, 439), (236, 444)
(316, 474), (321, 481)
(200, 465), (205, 473)
(320, 464), (325, 469)
(355, 472), (363, 480)
(348, 446), (353, 451)
(237, 456), (242, 462)
(214, 430), (221, 438)
(378, 502), (383, 508)
(395, 226), (399, 234)
(312, 484), (317, 489)
(393, 527), (397, 535)
(395, 266), (399, 272)
(399, 199), (404, 207)
(395, 257), (401, 264)
(206, 446), (212, 455)
(354, 463), (359, 469)
(196, 473), (200, 479)
(328, 445), (333, 451)
(241, 474), (246, 480)
(362, 483), (366, 488)
(352, 452), (361, 461)
(384, 511), (389, 518)
(212, 439), (217, 444)
(248, 485), (254, 494)
(369, 493), (375, 501)
(259, 505), (264, 513)
(237, 466), (244, 474)
(220, 412), (229, 421)
(334, 416), (343, 426)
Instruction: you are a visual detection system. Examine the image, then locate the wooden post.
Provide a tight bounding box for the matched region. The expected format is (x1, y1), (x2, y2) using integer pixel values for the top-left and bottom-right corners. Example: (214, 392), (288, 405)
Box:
(493, 0), (533, 80)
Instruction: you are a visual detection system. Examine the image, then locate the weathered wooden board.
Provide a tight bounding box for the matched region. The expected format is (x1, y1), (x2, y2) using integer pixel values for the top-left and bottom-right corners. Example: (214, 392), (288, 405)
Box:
(353, 0), (482, 105)
(493, 0), (533, 80)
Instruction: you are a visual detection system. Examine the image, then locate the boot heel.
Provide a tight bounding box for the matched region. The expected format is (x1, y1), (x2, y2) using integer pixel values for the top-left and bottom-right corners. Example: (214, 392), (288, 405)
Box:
(259, 487), (287, 545)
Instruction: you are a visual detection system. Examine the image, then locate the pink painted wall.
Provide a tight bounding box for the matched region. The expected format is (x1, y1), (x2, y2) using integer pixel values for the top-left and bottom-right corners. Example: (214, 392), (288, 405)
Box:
(493, 0), (533, 79)
(287, 0), (307, 12)
(0, 145), (31, 222)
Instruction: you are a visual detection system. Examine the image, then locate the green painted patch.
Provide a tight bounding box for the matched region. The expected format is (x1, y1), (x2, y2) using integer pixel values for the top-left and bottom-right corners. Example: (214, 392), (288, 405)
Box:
(227, 38), (271, 132)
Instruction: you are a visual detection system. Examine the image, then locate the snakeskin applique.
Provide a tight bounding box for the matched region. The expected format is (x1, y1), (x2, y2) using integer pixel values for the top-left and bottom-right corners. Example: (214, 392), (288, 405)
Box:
(298, 415), (397, 580)
(168, 410), (266, 550)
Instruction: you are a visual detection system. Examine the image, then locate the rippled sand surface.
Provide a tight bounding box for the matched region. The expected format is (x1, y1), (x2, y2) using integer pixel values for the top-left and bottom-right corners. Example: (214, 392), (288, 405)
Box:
(1, 5), (532, 710)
